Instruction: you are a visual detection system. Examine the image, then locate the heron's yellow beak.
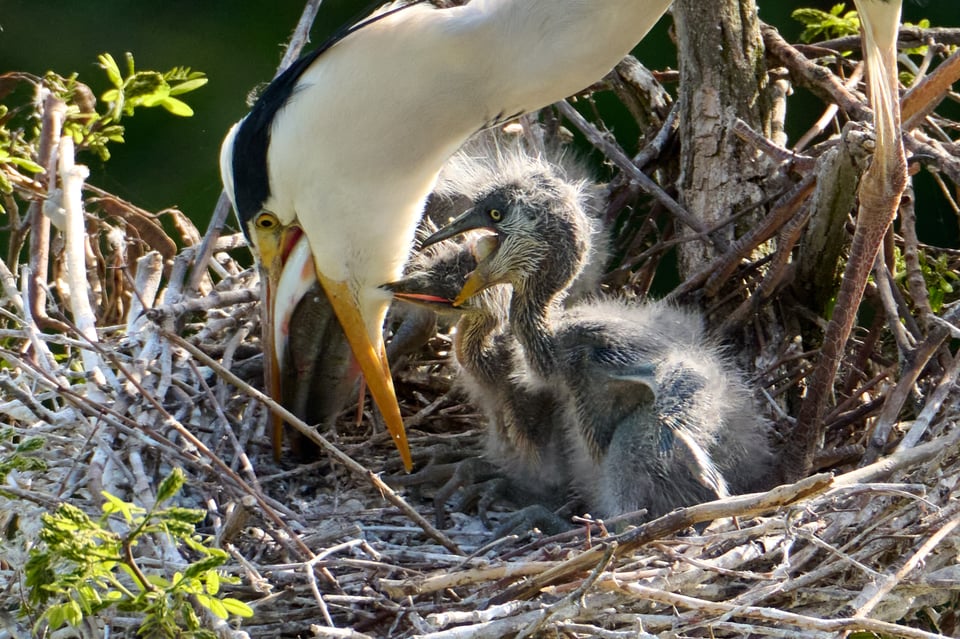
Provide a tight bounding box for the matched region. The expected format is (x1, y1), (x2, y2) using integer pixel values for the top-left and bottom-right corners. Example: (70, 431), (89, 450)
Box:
(255, 226), (412, 471)
(253, 222), (300, 460)
(312, 270), (412, 472)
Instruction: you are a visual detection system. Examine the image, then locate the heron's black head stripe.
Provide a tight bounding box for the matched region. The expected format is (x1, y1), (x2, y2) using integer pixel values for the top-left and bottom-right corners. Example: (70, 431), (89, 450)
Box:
(230, 0), (431, 240)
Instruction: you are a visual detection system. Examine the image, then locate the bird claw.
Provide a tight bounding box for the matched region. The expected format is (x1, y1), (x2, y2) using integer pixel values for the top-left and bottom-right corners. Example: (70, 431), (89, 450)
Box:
(385, 454), (503, 529)
(492, 504), (572, 539)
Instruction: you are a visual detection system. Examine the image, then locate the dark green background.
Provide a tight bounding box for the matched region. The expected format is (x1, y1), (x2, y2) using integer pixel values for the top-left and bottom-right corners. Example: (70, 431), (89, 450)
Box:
(2, 1), (956, 243)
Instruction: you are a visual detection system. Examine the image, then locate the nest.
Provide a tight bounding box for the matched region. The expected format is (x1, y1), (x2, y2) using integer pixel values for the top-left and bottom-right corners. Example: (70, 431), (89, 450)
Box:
(3, 13), (960, 639)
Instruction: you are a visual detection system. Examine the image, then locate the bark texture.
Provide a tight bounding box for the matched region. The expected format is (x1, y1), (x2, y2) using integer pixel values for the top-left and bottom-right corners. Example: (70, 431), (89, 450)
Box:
(673, 0), (773, 278)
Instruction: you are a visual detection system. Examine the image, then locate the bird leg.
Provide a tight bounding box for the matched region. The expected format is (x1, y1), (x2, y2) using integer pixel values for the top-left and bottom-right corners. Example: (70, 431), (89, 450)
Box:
(788, 0), (907, 481)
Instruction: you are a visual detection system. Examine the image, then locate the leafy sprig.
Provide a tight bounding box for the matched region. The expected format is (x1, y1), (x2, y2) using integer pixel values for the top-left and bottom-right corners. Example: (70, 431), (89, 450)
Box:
(24, 468), (253, 637)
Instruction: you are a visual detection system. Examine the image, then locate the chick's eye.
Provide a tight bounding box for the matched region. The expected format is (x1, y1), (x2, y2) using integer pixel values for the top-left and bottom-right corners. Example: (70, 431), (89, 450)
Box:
(255, 212), (278, 230)
(488, 208), (502, 222)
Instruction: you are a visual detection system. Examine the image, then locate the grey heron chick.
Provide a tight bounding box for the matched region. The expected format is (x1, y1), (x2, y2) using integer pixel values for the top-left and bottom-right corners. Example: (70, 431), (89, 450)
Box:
(422, 167), (775, 519)
(219, 0), (673, 466)
(387, 131), (611, 362)
(387, 232), (573, 513)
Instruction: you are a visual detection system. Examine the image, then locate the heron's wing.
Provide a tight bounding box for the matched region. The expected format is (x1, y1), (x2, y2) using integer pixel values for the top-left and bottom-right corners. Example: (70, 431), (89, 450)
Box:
(655, 367), (730, 499)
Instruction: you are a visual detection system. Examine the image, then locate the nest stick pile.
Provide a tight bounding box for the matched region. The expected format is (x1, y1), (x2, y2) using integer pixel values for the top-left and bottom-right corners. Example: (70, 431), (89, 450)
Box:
(2, 16), (960, 639)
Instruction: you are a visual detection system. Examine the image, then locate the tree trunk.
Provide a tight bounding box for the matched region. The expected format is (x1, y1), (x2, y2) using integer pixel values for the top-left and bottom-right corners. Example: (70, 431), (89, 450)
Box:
(673, 0), (772, 279)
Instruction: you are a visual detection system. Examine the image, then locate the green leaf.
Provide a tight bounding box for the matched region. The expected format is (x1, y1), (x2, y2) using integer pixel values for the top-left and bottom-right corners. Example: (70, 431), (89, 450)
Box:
(169, 77), (208, 95)
(183, 555), (227, 580)
(101, 491), (145, 523)
(205, 570), (220, 595)
(98, 53), (122, 88)
(16, 437), (45, 453)
(47, 599), (84, 628)
(45, 602), (67, 630)
(159, 96), (194, 117)
(221, 597), (254, 618)
(145, 574), (172, 589)
(8, 156), (44, 173)
(162, 506), (206, 525)
(195, 592), (229, 619)
(156, 467), (185, 505)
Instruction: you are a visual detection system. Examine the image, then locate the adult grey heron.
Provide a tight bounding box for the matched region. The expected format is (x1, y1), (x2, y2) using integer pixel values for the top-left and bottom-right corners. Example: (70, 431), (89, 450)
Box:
(219, 0), (673, 467)
(421, 162), (774, 519)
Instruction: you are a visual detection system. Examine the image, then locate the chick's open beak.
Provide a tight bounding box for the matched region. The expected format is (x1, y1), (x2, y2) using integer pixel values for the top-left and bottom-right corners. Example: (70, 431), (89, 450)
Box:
(420, 211), (503, 307)
(258, 227), (412, 471)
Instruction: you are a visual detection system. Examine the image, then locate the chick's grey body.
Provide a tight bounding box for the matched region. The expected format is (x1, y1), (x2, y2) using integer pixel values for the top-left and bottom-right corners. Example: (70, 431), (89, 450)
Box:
(422, 153), (775, 521)
(389, 231), (572, 505)
(388, 137), (612, 506)
(553, 300), (772, 518)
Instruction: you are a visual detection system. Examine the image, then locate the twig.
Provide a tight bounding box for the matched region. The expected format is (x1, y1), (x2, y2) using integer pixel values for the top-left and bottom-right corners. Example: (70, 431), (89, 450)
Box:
(896, 344), (960, 451)
(161, 329), (464, 556)
(58, 136), (110, 387)
(851, 511), (960, 618)
(902, 47), (960, 130)
(491, 473), (833, 604)
(27, 90), (68, 333)
(604, 580), (949, 639)
(555, 100), (712, 241)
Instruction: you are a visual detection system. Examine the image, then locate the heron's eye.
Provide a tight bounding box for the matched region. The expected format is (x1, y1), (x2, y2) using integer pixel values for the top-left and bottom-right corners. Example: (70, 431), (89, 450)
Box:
(489, 208), (502, 222)
(255, 212), (279, 230)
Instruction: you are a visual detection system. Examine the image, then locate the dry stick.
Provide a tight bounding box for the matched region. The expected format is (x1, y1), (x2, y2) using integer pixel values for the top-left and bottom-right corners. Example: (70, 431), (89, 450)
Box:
(162, 330), (463, 556)
(554, 99), (712, 242)
(872, 247), (913, 355)
(717, 197), (810, 332)
(834, 421), (960, 488)
(516, 545), (616, 639)
(901, 47), (960, 131)
(187, 0), (325, 293)
(763, 25), (872, 123)
(186, 358), (267, 498)
(497, 425), (960, 608)
(380, 562), (559, 598)
(898, 187), (934, 324)
(603, 581), (948, 639)
(59, 136), (110, 387)
(863, 320), (948, 463)
(794, 64), (864, 152)
(806, 26), (960, 54)
(50, 321), (317, 560)
(2, 259), (61, 380)
(897, 345), (960, 451)
(27, 91), (69, 333)
(851, 511), (960, 621)
(490, 473), (833, 605)
(862, 303), (960, 462)
(788, 1), (908, 481)
(905, 131), (960, 186)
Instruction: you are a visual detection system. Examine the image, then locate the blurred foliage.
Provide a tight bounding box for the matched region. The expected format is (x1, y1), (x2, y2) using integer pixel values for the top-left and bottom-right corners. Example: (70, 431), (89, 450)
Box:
(0, 428), (46, 487)
(23, 468), (253, 637)
(0, 52), (205, 213)
(792, 3), (860, 42)
(895, 249), (959, 314)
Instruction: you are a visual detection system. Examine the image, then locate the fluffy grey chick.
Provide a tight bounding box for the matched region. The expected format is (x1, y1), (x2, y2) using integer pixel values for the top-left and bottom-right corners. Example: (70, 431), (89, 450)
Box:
(421, 159), (775, 521)
(386, 232), (573, 518)
(387, 132), (610, 362)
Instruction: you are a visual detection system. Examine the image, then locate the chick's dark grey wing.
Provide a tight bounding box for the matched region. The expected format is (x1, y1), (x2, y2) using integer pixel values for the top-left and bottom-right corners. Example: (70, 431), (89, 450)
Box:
(655, 366), (730, 499)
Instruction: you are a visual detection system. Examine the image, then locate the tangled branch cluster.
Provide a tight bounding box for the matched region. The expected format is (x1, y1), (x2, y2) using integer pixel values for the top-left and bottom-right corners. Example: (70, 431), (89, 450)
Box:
(1, 12), (959, 639)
